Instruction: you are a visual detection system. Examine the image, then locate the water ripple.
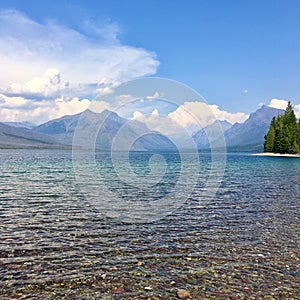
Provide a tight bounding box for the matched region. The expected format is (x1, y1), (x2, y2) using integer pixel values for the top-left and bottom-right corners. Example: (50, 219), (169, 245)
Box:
(0, 150), (299, 299)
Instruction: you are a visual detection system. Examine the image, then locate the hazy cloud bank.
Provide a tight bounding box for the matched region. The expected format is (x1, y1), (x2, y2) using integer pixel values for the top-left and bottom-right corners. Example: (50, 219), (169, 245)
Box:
(0, 9), (159, 123)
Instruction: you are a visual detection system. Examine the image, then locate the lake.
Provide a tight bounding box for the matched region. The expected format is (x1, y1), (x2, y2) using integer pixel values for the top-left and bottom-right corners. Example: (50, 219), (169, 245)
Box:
(0, 150), (299, 299)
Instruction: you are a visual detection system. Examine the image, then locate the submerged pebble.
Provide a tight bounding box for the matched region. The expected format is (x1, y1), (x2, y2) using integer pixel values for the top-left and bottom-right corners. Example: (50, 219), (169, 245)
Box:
(176, 289), (191, 299)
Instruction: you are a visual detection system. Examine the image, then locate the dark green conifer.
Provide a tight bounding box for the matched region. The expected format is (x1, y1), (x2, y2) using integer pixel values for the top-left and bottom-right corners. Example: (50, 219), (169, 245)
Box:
(264, 102), (299, 154)
(264, 125), (275, 152)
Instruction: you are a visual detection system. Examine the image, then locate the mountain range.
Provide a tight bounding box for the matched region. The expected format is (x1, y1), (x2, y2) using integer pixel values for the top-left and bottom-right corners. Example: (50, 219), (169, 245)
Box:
(223, 105), (284, 151)
(193, 105), (284, 151)
(34, 109), (175, 151)
(192, 120), (232, 149)
(2, 121), (35, 129)
(0, 106), (284, 151)
(0, 122), (65, 149)
(3, 109), (175, 151)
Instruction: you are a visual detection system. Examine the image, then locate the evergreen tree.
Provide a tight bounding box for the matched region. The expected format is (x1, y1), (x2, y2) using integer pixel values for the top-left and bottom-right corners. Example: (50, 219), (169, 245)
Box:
(294, 120), (300, 153)
(283, 101), (297, 126)
(264, 125), (275, 152)
(273, 116), (284, 153)
(264, 102), (300, 154)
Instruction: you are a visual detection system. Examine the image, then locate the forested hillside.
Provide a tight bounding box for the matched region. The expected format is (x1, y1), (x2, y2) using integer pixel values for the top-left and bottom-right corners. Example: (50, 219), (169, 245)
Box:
(264, 102), (300, 154)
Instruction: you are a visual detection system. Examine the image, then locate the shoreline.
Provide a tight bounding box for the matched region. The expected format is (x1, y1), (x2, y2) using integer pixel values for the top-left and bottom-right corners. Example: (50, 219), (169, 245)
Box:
(252, 152), (300, 158)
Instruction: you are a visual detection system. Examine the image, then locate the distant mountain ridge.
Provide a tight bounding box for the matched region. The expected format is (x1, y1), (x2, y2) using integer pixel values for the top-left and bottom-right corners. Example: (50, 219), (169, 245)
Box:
(34, 111), (82, 140)
(2, 121), (36, 129)
(192, 105), (284, 151)
(0, 122), (65, 149)
(193, 120), (232, 149)
(34, 109), (176, 151)
(224, 105), (284, 151)
(0, 106), (285, 151)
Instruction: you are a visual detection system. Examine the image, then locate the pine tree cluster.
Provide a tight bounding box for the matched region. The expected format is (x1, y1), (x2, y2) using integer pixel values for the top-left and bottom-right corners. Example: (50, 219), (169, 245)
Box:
(264, 102), (300, 154)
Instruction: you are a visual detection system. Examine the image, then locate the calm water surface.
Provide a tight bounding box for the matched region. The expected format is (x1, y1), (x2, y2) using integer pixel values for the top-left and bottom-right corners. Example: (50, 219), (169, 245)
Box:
(0, 150), (299, 299)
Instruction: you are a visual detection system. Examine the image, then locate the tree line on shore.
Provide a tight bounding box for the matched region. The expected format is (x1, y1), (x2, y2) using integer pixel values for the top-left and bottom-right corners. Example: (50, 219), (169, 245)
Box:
(264, 102), (300, 154)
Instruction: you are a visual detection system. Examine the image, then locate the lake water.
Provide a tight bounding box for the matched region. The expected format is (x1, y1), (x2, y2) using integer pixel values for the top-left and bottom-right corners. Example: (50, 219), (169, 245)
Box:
(0, 150), (299, 299)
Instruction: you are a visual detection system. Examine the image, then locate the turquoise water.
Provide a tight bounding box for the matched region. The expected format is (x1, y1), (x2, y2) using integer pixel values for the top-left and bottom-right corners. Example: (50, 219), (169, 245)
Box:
(0, 150), (299, 299)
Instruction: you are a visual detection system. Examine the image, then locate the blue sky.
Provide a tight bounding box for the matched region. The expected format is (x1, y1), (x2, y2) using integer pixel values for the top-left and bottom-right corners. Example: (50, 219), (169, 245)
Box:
(0, 0), (299, 125)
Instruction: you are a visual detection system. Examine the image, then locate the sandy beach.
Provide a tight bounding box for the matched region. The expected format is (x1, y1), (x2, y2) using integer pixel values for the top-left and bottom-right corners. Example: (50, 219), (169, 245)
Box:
(252, 152), (300, 158)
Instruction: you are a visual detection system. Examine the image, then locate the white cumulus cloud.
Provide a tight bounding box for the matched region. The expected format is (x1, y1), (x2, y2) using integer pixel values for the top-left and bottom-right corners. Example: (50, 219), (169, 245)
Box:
(131, 101), (249, 145)
(0, 94), (30, 108)
(0, 9), (159, 123)
(55, 97), (91, 117)
(168, 102), (249, 134)
(268, 98), (289, 110)
(4, 69), (67, 99)
(131, 108), (192, 147)
(0, 10), (159, 86)
(209, 104), (248, 124)
(0, 95), (93, 124)
(268, 98), (300, 118)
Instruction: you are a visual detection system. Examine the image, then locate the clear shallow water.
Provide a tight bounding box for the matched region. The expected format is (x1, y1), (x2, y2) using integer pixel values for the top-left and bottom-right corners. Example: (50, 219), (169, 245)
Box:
(0, 150), (299, 299)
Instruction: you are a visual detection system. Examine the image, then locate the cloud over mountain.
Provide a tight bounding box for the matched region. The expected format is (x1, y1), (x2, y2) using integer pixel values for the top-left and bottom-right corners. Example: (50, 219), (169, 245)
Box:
(268, 98), (300, 118)
(168, 102), (248, 134)
(4, 69), (67, 100)
(0, 9), (159, 123)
